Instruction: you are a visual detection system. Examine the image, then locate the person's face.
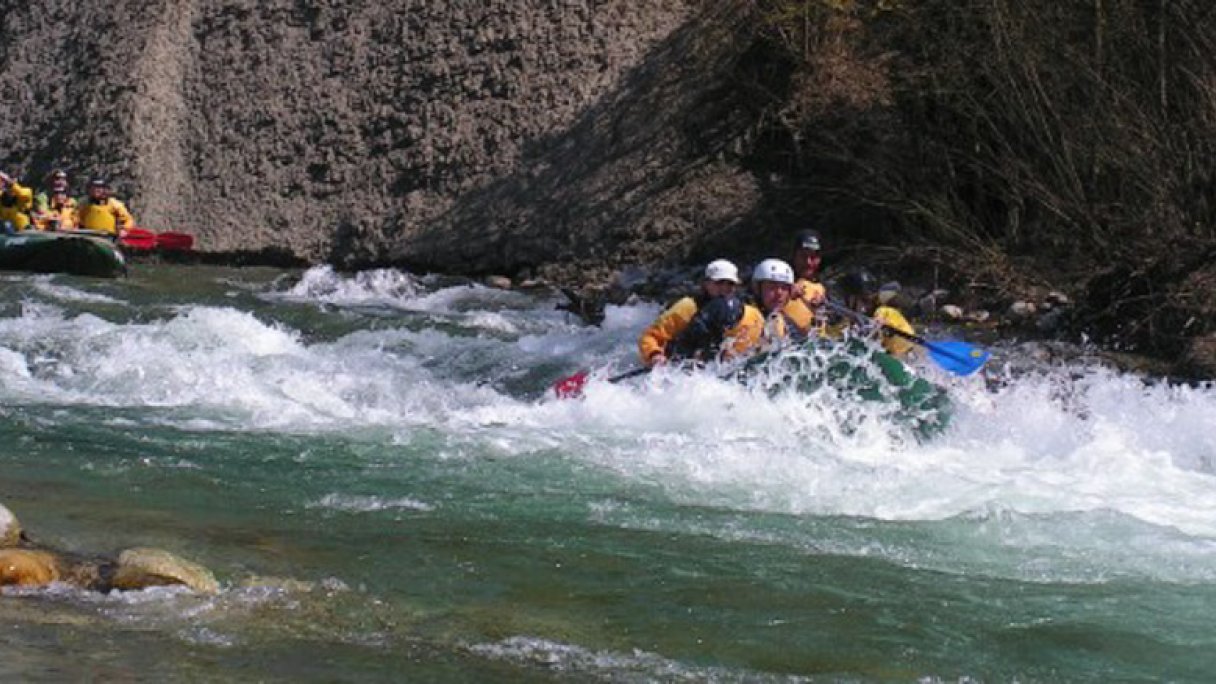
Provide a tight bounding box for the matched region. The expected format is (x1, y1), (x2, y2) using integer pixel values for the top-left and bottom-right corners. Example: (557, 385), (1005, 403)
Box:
(794, 248), (821, 279)
(759, 281), (792, 313)
(703, 279), (737, 298)
(89, 185), (106, 200)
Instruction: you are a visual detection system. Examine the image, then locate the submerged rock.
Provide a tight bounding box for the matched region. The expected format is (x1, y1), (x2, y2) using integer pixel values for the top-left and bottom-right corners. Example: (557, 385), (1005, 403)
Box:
(0, 503), (19, 547)
(0, 549), (60, 587)
(111, 547), (220, 594)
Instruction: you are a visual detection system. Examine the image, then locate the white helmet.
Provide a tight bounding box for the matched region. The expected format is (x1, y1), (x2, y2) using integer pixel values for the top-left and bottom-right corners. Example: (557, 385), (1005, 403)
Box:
(752, 258), (794, 285)
(703, 259), (741, 284)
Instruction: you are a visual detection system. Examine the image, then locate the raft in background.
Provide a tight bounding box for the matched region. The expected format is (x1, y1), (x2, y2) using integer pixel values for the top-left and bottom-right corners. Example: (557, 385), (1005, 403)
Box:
(0, 230), (126, 278)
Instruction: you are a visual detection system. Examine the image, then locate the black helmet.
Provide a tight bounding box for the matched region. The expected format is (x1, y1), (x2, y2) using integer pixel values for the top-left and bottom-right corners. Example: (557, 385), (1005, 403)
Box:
(794, 229), (822, 252)
(839, 269), (878, 295)
(89, 177), (109, 188)
(669, 295), (745, 360)
(701, 295), (744, 332)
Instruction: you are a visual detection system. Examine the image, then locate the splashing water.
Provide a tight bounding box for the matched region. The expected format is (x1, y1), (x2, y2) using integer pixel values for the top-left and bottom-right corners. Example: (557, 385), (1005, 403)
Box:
(2, 264), (1214, 682)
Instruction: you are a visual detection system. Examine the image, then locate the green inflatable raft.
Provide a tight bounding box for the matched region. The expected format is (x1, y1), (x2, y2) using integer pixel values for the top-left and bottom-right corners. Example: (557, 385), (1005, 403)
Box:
(735, 338), (952, 439)
(0, 230), (126, 278)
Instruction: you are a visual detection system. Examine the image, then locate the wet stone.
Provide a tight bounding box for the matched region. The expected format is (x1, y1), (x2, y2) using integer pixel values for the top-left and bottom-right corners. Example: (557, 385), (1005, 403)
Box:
(111, 547), (220, 594)
(0, 502), (19, 547)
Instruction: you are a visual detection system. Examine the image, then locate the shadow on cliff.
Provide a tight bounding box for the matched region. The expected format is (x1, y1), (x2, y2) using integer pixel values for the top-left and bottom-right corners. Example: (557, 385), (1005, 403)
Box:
(387, 2), (792, 282)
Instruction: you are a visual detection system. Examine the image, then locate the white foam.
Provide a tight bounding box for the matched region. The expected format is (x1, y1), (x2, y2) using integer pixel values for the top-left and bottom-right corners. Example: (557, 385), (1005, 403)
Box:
(31, 276), (124, 305)
(0, 502), (17, 540)
(467, 636), (803, 682)
(6, 270), (1216, 583)
(279, 265), (421, 306)
(309, 493), (434, 513)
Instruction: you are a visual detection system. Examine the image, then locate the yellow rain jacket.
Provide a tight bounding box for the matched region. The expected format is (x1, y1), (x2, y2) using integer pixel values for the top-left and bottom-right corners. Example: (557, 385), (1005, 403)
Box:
(76, 197), (134, 235)
(638, 297), (764, 365)
(0, 182), (34, 231)
(639, 296), (700, 365)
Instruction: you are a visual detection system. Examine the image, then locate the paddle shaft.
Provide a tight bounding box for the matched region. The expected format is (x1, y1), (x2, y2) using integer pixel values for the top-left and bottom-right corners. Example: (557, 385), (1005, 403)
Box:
(554, 365), (651, 398)
(608, 367), (652, 383)
(825, 300), (974, 365)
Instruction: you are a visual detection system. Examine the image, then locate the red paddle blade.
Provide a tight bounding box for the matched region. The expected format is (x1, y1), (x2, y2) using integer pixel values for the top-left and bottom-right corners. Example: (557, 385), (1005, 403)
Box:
(553, 371), (590, 399)
(156, 231), (195, 251)
(119, 228), (157, 251)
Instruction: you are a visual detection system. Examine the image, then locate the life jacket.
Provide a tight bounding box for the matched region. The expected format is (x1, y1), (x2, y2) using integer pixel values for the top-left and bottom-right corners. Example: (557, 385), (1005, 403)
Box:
(637, 290), (723, 363)
(782, 278), (827, 336)
(721, 304), (764, 360)
(34, 197), (78, 231)
(0, 183), (34, 230)
(667, 300), (763, 363)
(76, 197), (132, 235)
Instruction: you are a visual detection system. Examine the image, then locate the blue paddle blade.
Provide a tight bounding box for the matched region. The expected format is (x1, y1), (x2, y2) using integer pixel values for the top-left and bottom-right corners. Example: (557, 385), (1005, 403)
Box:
(924, 340), (990, 376)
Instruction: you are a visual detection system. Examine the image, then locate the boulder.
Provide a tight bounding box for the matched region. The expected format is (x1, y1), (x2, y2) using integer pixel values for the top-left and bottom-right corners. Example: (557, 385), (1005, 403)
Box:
(1183, 332), (1216, 379)
(917, 289), (950, 315)
(1009, 301), (1037, 318)
(110, 547), (219, 594)
(877, 281), (901, 305)
(0, 502), (19, 547)
(1036, 308), (1067, 333)
(1046, 291), (1072, 306)
(0, 549), (60, 587)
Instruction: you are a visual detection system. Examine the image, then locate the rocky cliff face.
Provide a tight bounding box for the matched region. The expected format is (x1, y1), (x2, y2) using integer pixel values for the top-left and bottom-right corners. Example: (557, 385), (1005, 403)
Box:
(0, 0), (767, 278)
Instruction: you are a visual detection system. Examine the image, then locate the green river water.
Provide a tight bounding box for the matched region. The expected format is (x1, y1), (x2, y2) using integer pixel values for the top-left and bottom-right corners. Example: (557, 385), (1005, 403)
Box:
(1, 264), (1214, 682)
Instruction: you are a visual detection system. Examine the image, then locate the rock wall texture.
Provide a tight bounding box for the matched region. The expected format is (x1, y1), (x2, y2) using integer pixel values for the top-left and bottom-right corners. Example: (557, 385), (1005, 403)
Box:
(0, 0), (768, 279)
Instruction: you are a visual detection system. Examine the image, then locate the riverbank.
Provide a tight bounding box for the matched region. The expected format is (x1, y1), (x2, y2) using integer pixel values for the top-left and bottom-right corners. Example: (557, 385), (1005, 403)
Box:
(3, 1), (1210, 378)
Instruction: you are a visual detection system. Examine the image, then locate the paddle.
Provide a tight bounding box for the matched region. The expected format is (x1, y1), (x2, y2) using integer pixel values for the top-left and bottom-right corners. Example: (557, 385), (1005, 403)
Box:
(117, 228), (195, 252)
(825, 300), (990, 376)
(118, 227), (157, 251)
(553, 366), (652, 399)
(155, 231), (194, 251)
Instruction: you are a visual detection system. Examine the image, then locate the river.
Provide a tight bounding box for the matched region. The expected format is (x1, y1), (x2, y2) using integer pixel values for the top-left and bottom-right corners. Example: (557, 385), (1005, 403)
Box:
(1, 263), (1214, 682)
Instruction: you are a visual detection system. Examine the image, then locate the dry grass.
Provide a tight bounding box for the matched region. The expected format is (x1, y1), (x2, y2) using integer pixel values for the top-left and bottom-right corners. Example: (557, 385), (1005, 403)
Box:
(743, 0), (1216, 360)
